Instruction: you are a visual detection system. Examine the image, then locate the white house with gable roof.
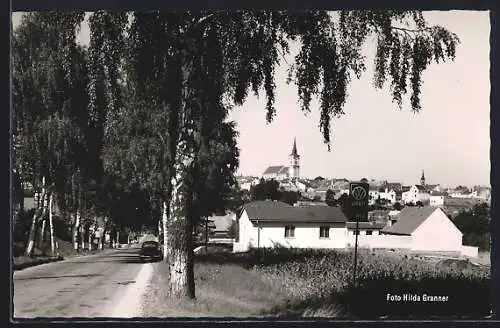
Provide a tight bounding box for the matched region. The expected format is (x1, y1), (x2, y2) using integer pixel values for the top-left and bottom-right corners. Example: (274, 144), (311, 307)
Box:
(233, 200), (348, 252)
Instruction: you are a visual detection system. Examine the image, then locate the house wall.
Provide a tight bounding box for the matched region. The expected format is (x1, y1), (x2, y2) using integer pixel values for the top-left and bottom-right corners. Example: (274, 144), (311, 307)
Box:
(257, 222), (347, 249)
(379, 190), (396, 204)
(347, 229), (380, 236)
(346, 234), (413, 249)
(461, 245), (479, 258)
(411, 209), (463, 252)
(430, 195), (445, 206)
(418, 191), (431, 203)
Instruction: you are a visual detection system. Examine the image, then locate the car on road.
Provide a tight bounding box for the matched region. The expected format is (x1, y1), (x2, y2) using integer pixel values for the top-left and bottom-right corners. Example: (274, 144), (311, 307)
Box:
(139, 241), (163, 262)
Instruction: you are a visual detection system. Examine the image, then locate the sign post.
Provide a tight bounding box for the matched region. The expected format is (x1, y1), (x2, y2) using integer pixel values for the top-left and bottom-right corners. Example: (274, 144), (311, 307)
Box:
(349, 182), (369, 288)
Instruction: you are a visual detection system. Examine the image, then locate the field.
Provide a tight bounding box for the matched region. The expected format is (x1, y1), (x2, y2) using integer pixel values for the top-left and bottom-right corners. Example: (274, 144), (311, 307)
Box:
(141, 247), (491, 318)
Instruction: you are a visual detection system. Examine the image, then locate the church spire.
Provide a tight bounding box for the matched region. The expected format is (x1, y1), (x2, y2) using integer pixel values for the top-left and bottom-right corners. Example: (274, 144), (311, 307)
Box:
(291, 137), (298, 156)
(421, 169), (426, 186)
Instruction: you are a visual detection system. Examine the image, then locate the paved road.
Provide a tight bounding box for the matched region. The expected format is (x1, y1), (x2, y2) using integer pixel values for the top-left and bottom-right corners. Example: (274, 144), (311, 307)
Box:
(13, 246), (154, 319)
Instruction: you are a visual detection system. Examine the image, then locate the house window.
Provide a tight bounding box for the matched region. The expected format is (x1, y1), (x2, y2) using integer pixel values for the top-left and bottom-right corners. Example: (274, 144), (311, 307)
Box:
(353, 230), (360, 235)
(319, 226), (330, 238)
(366, 230), (373, 235)
(285, 225), (295, 238)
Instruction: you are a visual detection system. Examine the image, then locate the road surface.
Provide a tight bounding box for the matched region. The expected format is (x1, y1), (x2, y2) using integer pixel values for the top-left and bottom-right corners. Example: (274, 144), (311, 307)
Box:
(13, 246), (154, 319)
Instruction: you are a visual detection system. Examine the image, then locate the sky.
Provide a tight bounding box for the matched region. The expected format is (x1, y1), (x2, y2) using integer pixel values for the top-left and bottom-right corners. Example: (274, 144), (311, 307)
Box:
(11, 11), (491, 188)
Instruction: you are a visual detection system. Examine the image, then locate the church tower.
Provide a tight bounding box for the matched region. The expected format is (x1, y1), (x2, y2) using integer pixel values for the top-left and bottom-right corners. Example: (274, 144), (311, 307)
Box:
(420, 170), (426, 186)
(288, 138), (300, 179)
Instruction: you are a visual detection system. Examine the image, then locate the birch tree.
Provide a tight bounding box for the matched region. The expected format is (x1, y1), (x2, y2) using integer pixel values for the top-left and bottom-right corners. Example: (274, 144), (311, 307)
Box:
(86, 10), (459, 299)
(12, 12), (88, 255)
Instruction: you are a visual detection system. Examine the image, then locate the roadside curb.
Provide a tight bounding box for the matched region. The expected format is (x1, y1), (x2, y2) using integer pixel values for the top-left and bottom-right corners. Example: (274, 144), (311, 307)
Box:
(13, 256), (64, 271)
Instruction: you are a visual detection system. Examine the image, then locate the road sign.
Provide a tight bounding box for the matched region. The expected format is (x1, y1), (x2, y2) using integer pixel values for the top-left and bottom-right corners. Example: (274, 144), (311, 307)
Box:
(350, 182), (369, 208)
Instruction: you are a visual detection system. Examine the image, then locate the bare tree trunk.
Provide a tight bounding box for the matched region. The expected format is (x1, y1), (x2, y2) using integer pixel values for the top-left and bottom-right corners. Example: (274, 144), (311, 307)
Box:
(39, 219), (46, 249)
(88, 227), (92, 251)
(80, 225), (85, 250)
(25, 181), (49, 256)
(162, 201), (168, 261)
(72, 210), (80, 251)
(25, 208), (41, 257)
(37, 181), (48, 249)
(167, 149), (196, 299)
(49, 193), (55, 255)
(99, 232), (104, 250)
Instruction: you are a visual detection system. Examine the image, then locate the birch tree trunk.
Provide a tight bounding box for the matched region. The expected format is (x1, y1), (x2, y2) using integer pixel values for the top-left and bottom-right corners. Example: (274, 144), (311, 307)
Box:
(49, 193), (55, 255)
(167, 136), (196, 299)
(99, 233), (104, 250)
(25, 183), (48, 256)
(73, 210), (80, 250)
(80, 225), (85, 250)
(39, 219), (46, 249)
(88, 228), (92, 251)
(25, 207), (41, 256)
(162, 200), (168, 261)
(37, 179), (48, 249)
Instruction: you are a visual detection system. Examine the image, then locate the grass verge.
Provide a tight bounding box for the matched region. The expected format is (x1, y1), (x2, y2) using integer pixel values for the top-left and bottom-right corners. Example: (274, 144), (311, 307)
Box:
(141, 249), (289, 317)
(13, 255), (64, 271)
(140, 247), (491, 319)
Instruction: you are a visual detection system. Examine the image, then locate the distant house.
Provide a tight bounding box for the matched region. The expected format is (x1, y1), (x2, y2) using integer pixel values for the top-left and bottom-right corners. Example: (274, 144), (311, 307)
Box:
(346, 221), (385, 236)
(385, 182), (402, 192)
(425, 184), (442, 193)
(401, 185), (430, 205)
(381, 207), (475, 256)
(233, 200), (349, 252)
(280, 178), (310, 192)
(295, 180), (310, 192)
(378, 188), (397, 204)
(207, 213), (237, 238)
(430, 191), (446, 207)
(474, 186), (491, 200)
(237, 177), (260, 191)
(368, 185), (380, 205)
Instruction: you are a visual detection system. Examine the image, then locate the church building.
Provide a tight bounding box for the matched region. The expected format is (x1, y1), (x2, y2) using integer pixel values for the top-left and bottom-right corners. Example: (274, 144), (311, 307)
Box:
(262, 138), (301, 181)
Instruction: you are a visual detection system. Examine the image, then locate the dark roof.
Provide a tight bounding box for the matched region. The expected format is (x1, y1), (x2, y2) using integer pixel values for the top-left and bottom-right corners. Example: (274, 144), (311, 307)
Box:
(381, 206), (438, 235)
(402, 186), (411, 192)
(243, 200), (348, 224)
(415, 185), (428, 191)
(263, 165), (287, 175)
(386, 182), (402, 191)
(431, 191), (446, 196)
(346, 221), (386, 230)
(369, 210), (390, 216)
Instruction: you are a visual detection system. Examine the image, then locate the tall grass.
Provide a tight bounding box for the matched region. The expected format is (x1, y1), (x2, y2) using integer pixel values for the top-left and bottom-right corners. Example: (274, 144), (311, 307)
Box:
(247, 247), (491, 318)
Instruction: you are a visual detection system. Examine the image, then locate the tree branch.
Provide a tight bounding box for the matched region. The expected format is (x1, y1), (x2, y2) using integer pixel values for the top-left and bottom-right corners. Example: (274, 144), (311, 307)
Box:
(390, 26), (433, 34)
